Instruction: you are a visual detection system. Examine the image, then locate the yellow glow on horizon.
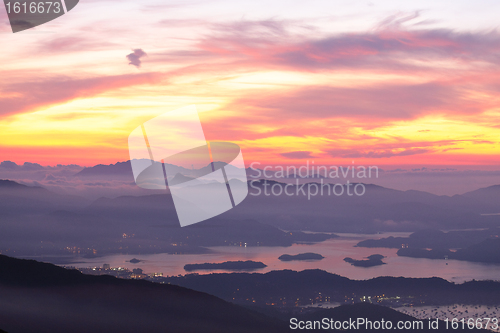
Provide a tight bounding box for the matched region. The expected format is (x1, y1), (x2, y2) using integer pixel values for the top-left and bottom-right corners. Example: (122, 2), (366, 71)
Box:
(372, 116), (500, 154)
(0, 95), (228, 148)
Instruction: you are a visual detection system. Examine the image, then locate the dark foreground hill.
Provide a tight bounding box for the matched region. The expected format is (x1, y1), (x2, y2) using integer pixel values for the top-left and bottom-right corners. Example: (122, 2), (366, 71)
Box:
(0, 255), (286, 333)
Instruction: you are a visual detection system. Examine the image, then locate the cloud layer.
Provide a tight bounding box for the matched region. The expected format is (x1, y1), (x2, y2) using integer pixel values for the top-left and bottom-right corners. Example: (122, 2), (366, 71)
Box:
(1, 9), (499, 166)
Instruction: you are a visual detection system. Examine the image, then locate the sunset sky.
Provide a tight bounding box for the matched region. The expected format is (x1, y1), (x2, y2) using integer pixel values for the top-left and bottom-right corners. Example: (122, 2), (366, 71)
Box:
(1, 0), (499, 167)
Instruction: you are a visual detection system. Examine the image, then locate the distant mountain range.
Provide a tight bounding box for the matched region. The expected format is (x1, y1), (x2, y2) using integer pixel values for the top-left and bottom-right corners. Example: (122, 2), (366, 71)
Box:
(1, 173), (500, 258)
(21, 160), (500, 231)
(0, 179), (336, 258)
(74, 161), (137, 178)
(226, 179), (500, 233)
(73, 160), (247, 181)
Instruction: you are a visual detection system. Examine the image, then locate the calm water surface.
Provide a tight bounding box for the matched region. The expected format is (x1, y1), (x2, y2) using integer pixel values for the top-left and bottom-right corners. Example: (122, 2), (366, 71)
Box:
(66, 232), (500, 283)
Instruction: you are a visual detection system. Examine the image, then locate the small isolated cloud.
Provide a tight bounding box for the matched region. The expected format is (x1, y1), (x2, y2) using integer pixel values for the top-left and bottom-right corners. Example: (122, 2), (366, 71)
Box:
(280, 151), (315, 159)
(126, 49), (147, 68)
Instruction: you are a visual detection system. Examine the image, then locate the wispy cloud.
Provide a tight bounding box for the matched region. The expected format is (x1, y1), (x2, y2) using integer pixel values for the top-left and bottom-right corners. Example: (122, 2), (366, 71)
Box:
(0, 73), (161, 116)
(195, 19), (500, 72)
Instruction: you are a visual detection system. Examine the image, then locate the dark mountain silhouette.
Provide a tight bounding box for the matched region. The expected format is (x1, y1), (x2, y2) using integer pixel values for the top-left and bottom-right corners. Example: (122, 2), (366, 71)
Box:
(1, 254), (488, 332)
(73, 160), (138, 178)
(0, 255), (287, 333)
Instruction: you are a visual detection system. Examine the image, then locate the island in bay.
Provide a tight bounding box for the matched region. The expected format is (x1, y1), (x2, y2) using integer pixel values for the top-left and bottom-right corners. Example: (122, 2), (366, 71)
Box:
(278, 253), (325, 261)
(129, 258), (142, 263)
(344, 254), (386, 267)
(184, 260), (267, 271)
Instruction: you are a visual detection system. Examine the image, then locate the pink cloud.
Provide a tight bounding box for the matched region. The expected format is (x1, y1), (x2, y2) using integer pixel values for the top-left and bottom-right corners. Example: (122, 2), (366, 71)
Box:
(195, 20), (500, 72)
